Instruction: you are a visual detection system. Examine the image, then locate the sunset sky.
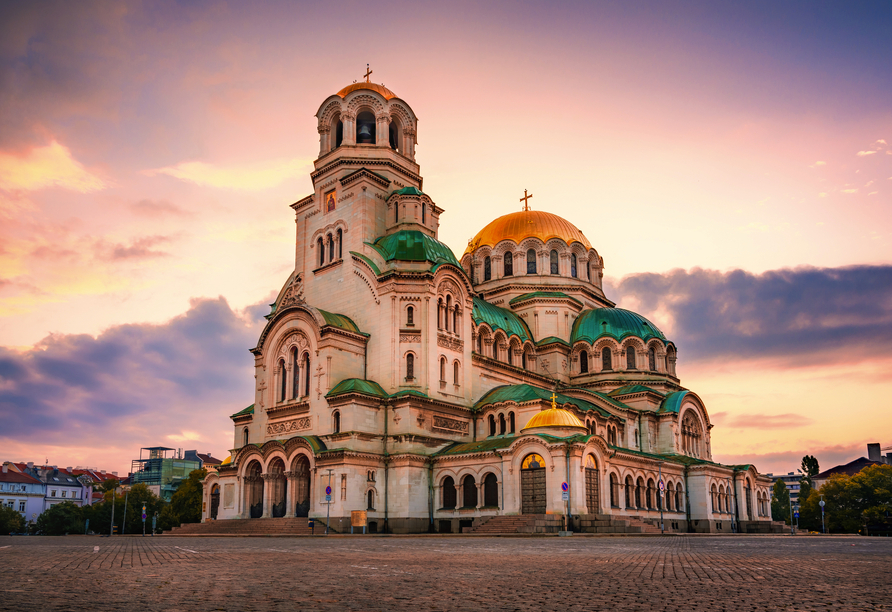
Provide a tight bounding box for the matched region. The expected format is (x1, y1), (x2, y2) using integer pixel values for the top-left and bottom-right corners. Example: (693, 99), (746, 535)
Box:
(1, 1), (890, 477)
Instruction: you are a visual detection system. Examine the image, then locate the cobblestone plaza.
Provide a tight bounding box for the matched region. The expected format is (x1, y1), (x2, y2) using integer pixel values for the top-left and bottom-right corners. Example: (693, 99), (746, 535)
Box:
(1, 535), (889, 611)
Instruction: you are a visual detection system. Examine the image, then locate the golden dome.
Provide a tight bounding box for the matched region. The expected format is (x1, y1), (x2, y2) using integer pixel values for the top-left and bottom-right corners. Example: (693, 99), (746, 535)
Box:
(464, 210), (592, 255)
(336, 82), (397, 101)
(524, 407), (586, 430)
(220, 455), (232, 466)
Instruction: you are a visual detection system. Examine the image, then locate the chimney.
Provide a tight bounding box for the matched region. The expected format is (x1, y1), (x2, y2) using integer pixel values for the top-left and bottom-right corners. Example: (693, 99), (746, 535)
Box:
(868, 443), (881, 462)
(112, 471), (118, 476)
(27, 462), (34, 469)
(66, 466), (73, 472)
(2, 464), (7, 473)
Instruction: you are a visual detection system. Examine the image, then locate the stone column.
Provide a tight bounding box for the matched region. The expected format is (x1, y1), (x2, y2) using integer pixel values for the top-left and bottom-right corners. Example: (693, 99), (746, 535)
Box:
(376, 115), (390, 147)
(261, 474), (273, 518)
(284, 471), (295, 517)
(342, 112), (356, 146)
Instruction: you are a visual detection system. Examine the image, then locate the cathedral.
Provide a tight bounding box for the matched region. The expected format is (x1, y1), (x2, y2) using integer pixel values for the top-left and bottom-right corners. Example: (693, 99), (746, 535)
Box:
(201, 76), (779, 534)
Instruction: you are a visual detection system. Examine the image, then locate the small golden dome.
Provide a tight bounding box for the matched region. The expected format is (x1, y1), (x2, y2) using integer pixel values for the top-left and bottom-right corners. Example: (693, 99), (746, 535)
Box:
(524, 407), (586, 430)
(464, 210), (592, 255)
(220, 455), (232, 466)
(336, 82), (397, 101)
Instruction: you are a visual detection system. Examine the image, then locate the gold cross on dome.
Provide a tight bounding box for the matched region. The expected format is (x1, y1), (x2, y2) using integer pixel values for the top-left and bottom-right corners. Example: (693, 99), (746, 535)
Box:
(520, 189), (533, 211)
(550, 392), (558, 409)
(364, 64), (373, 83)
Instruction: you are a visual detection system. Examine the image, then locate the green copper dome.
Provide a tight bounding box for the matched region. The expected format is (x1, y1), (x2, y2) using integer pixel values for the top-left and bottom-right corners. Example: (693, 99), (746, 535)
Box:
(571, 308), (667, 344)
(368, 230), (461, 269)
(472, 297), (532, 343)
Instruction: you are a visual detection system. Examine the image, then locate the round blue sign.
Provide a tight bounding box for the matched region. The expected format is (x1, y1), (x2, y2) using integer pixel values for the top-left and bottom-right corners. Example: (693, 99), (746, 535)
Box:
(325, 485), (332, 495)
(561, 482), (568, 492)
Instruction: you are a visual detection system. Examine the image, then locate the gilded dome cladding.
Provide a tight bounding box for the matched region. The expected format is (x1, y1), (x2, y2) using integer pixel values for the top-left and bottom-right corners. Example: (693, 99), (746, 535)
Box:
(524, 407), (586, 430)
(336, 82), (398, 100)
(465, 210), (592, 255)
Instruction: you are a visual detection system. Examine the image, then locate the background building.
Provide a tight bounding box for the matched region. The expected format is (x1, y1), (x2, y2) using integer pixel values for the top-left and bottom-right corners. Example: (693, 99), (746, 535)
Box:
(130, 447), (201, 501)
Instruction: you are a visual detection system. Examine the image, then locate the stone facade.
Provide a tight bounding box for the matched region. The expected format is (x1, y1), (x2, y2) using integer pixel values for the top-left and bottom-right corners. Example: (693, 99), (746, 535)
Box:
(201, 79), (776, 534)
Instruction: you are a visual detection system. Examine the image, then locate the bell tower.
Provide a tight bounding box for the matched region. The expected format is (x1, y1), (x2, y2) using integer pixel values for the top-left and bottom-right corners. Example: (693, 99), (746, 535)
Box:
(290, 71), (437, 323)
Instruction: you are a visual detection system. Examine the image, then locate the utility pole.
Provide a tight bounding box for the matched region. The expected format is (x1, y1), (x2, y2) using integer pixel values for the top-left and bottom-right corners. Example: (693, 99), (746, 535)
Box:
(121, 490), (129, 535)
(658, 462), (664, 534)
(109, 484), (118, 537)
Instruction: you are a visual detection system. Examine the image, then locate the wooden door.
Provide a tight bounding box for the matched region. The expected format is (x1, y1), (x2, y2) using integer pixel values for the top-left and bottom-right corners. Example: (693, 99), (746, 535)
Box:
(521, 468), (546, 514)
(585, 468), (599, 513)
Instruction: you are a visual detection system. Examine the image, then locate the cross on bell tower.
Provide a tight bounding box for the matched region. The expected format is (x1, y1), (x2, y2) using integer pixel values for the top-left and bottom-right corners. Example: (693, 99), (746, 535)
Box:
(364, 64), (373, 83)
(520, 189), (533, 211)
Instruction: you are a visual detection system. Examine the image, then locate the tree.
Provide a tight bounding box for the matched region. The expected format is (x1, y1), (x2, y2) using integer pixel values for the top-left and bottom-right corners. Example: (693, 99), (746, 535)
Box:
(801, 455), (820, 485)
(798, 479), (813, 512)
(167, 469), (207, 525)
(35, 502), (84, 535)
(771, 479), (790, 524)
(0, 505), (26, 534)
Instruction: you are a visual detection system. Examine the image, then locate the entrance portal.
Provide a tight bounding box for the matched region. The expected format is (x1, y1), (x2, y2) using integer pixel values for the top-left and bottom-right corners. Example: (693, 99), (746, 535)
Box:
(269, 458), (286, 517)
(292, 455), (311, 517)
(521, 453), (546, 514)
(246, 460), (263, 518)
(584, 455), (599, 513)
(210, 484), (220, 519)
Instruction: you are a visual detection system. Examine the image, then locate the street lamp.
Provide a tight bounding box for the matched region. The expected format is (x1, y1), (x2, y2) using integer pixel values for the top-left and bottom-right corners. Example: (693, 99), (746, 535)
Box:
(108, 483), (119, 537)
(819, 495), (826, 534)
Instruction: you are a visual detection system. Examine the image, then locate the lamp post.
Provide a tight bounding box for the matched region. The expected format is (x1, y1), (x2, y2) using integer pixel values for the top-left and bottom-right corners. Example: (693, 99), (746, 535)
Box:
(658, 462), (664, 534)
(108, 484), (118, 537)
(819, 495), (826, 534)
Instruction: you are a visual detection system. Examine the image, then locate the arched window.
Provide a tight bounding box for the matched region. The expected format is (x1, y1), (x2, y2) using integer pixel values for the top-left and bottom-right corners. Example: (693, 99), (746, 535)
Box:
(666, 483), (674, 511)
(406, 305), (414, 326)
(521, 351), (527, 369)
(394, 201), (399, 223)
(499, 413), (506, 435)
(291, 348), (300, 399)
(439, 357), (446, 382)
(445, 295), (452, 332)
(602, 347), (612, 371)
(317, 237), (324, 267)
(442, 476), (456, 509)
(550, 249), (558, 274)
(509, 412), (515, 433)
(504, 252), (513, 276)
(335, 119), (343, 148)
(635, 478), (643, 509)
(406, 354), (414, 380)
(437, 298), (443, 329)
(337, 228), (343, 259)
(462, 475), (477, 508)
(507, 345), (513, 366)
(367, 489), (375, 510)
(356, 111), (376, 144)
(243, 427), (249, 446)
(453, 361), (459, 385)
(625, 476), (633, 508)
(421, 202), (426, 224)
(333, 411), (340, 434)
(483, 256), (491, 281)
(571, 253), (578, 278)
(483, 473), (499, 507)
(278, 360), (287, 402)
(682, 413), (702, 458)
(675, 485), (682, 512)
(526, 249), (537, 274)
(328, 233), (334, 262)
(476, 333), (483, 353)
(647, 479), (655, 509)
(626, 345), (637, 369)
(453, 306), (458, 334)
(488, 414), (496, 437)
(649, 347), (656, 371)
(610, 473), (619, 507)
(580, 351), (589, 373)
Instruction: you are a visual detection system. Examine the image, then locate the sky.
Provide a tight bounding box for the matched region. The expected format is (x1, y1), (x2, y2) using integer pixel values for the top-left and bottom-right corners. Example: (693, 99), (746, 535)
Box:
(1, 0), (890, 477)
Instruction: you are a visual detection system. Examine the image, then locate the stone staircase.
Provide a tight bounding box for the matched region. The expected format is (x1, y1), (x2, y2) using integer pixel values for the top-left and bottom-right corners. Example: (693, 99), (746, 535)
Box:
(166, 517), (331, 536)
(576, 514), (663, 534)
(470, 514), (565, 534)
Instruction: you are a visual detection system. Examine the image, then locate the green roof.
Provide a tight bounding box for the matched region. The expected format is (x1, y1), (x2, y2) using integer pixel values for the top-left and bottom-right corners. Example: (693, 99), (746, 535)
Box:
(350, 251), (381, 276)
(368, 230), (462, 268)
(298, 435), (328, 454)
(608, 384), (666, 398)
(389, 389), (430, 400)
(473, 384), (610, 417)
(390, 186), (424, 197)
(535, 336), (569, 347)
(571, 307), (668, 345)
(659, 390), (688, 413)
(509, 291), (583, 308)
(472, 297), (532, 343)
(317, 309), (366, 335)
(230, 404), (254, 419)
(436, 437), (517, 456)
(326, 378), (388, 399)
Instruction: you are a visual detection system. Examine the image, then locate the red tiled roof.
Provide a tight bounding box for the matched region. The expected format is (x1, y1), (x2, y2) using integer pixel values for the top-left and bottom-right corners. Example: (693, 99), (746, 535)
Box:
(0, 469), (41, 485)
(197, 454), (223, 465)
(815, 457), (881, 479)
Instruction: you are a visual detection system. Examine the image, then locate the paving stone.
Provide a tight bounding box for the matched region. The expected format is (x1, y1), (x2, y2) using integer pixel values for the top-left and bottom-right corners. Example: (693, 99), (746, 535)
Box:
(0, 535), (889, 611)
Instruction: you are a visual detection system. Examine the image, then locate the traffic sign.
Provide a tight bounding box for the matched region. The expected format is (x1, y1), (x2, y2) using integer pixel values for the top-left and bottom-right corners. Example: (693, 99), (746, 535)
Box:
(325, 494), (332, 502)
(561, 491), (569, 501)
(325, 485), (332, 495)
(658, 480), (665, 492)
(561, 482), (568, 492)
(794, 511), (799, 518)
